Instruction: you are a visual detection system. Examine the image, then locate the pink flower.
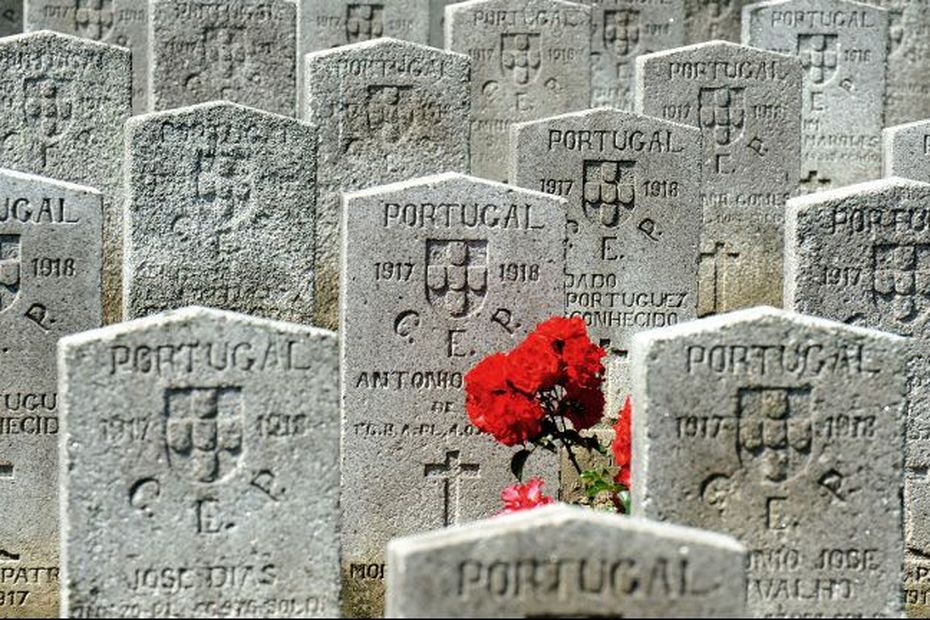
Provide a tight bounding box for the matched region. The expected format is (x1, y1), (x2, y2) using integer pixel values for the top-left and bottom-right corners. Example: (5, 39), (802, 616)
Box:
(499, 478), (556, 514)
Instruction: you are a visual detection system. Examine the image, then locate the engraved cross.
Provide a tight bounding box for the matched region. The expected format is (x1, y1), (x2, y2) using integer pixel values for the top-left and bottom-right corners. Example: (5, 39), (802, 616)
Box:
(800, 169), (831, 193)
(424, 450), (480, 527)
(700, 242), (739, 317)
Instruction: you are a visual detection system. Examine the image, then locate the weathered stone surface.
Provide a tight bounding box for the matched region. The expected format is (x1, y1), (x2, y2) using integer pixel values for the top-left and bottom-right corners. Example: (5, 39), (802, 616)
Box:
(0, 31), (129, 324)
(124, 101), (316, 323)
(0, 0), (22, 36)
(0, 168), (100, 619)
(863, 0), (930, 126)
(782, 178), (930, 616)
(150, 0), (297, 116)
(785, 178), (930, 338)
(636, 41), (802, 316)
(302, 0), (429, 52)
(59, 306), (340, 618)
(631, 306), (906, 617)
(25, 0), (147, 112)
(580, 0), (685, 109)
(742, 0), (887, 191)
(509, 107), (700, 410)
(340, 173), (563, 616)
(304, 38), (469, 330)
(685, 0), (749, 42)
(428, 0), (455, 47)
(386, 505), (748, 618)
(883, 120), (930, 183)
(446, 0), (591, 182)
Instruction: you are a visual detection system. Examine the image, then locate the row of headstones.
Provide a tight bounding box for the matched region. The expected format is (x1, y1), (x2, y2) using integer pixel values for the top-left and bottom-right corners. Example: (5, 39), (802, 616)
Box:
(5, 163), (929, 617)
(10, 0), (930, 127)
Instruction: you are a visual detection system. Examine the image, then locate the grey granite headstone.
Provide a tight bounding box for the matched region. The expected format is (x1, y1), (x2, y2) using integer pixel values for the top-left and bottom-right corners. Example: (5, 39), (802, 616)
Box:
(0, 168), (100, 618)
(124, 101), (316, 323)
(782, 178), (930, 615)
(581, 0), (685, 109)
(636, 41), (802, 317)
(298, 0), (431, 111)
(0, 31), (129, 324)
(304, 38), (470, 330)
(865, 0), (930, 126)
(883, 120), (930, 184)
(509, 107), (701, 411)
(742, 0), (888, 191)
(428, 0), (456, 48)
(685, 0), (749, 43)
(386, 505), (748, 618)
(340, 173), (563, 616)
(632, 306), (906, 617)
(150, 0), (297, 116)
(25, 0), (147, 112)
(59, 306), (340, 618)
(445, 0), (591, 183)
(0, 0), (21, 36)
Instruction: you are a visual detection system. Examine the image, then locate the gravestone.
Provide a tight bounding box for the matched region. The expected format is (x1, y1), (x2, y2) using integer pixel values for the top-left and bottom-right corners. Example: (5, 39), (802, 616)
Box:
(124, 101), (316, 323)
(0, 0), (21, 36)
(509, 107), (701, 411)
(865, 0), (930, 126)
(685, 0), (748, 43)
(304, 38), (470, 331)
(0, 168), (100, 619)
(636, 41), (802, 317)
(883, 120), (930, 183)
(150, 0), (297, 116)
(631, 306), (907, 617)
(428, 0), (455, 47)
(742, 0), (888, 191)
(386, 505), (748, 617)
(782, 178), (930, 615)
(445, 0), (591, 183)
(341, 173), (564, 616)
(0, 31), (130, 324)
(59, 306), (340, 618)
(580, 0), (685, 109)
(25, 0), (148, 112)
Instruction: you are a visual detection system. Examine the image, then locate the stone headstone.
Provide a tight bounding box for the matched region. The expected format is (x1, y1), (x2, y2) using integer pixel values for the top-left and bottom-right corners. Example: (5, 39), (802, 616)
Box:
(631, 306), (906, 617)
(302, 0), (430, 52)
(581, 0), (685, 109)
(636, 41), (802, 316)
(150, 0), (297, 116)
(0, 0), (22, 36)
(304, 38), (470, 331)
(59, 306), (340, 618)
(428, 0), (456, 47)
(685, 0), (748, 43)
(509, 107), (701, 410)
(124, 101), (316, 323)
(0, 168), (100, 618)
(883, 120), (930, 183)
(742, 0), (888, 191)
(385, 505), (748, 618)
(445, 0), (591, 183)
(866, 0), (930, 126)
(0, 31), (130, 324)
(25, 0), (147, 112)
(785, 178), (930, 338)
(782, 178), (930, 615)
(340, 173), (564, 616)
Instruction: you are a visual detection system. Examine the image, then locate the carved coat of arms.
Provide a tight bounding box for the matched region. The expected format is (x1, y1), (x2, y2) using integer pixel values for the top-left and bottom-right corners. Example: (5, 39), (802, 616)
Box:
(426, 240), (488, 319)
(582, 160), (634, 228)
(165, 387), (243, 484)
(737, 387), (812, 483)
(501, 33), (542, 86)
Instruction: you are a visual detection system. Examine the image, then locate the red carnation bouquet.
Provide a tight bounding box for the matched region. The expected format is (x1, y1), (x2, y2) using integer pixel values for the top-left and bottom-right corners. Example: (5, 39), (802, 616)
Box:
(465, 317), (632, 514)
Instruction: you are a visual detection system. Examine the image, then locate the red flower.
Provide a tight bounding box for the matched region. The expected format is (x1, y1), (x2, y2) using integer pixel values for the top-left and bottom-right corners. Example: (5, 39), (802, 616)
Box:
(612, 396), (633, 488)
(562, 385), (605, 431)
(500, 478), (555, 514)
(507, 333), (560, 395)
(561, 335), (606, 390)
(534, 316), (588, 351)
(466, 355), (545, 446)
